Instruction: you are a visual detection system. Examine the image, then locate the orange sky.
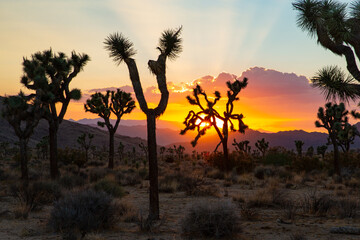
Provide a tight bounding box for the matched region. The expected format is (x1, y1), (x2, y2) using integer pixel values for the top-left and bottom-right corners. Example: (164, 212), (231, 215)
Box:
(1, 0), (357, 133)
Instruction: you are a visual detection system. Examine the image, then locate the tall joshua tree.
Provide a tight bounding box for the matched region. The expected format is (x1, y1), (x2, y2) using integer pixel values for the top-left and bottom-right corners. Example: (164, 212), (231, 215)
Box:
(104, 27), (182, 220)
(21, 49), (89, 179)
(315, 102), (348, 175)
(255, 138), (269, 158)
(2, 93), (42, 180)
(85, 89), (135, 169)
(181, 79), (248, 171)
(293, 0), (360, 101)
(295, 140), (304, 157)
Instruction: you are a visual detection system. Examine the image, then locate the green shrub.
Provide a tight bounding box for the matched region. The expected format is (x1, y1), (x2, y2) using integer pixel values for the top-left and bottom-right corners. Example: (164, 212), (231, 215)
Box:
(292, 156), (323, 172)
(93, 179), (125, 198)
(263, 147), (292, 166)
(205, 151), (253, 172)
(49, 189), (119, 239)
(181, 200), (240, 239)
(59, 175), (86, 189)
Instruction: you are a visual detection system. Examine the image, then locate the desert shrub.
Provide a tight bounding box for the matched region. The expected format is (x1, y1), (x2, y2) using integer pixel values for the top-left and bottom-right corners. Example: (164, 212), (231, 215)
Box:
(292, 156), (323, 172)
(87, 160), (105, 167)
(181, 200), (240, 239)
(93, 178), (125, 198)
(300, 189), (335, 216)
(49, 189), (119, 239)
(159, 176), (180, 193)
(89, 168), (107, 182)
(254, 166), (275, 179)
(206, 168), (225, 179)
(289, 233), (308, 240)
(205, 151), (253, 173)
(32, 181), (62, 205)
(334, 198), (359, 218)
(282, 200), (298, 221)
(10, 181), (62, 217)
(0, 168), (9, 181)
(263, 147), (292, 166)
(138, 168), (148, 179)
(59, 175), (86, 189)
(58, 148), (87, 171)
(240, 204), (258, 221)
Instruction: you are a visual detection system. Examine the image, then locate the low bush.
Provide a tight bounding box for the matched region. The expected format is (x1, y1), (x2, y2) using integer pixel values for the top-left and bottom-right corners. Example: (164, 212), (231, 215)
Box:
(181, 200), (240, 239)
(205, 151), (253, 172)
(292, 156), (323, 173)
(93, 178), (125, 198)
(89, 168), (107, 182)
(59, 175), (86, 190)
(49, 189), (119, 239)
(263, 147), (293, 166)
(300, 189), (335, 216)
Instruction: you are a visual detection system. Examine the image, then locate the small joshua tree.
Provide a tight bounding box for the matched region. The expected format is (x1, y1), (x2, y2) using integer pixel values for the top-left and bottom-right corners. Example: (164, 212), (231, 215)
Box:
(181, 78), (248, 171)
(317, 145), (328, 159)
(337, 121), (359, 153)
(139, 142), (148, 162)
(255, 138), (269, 158)
(77, 132), (94, 164)
(295, 140), (304, 157)
(21, 49), (90, 179)
(36, 136), (49, 160)
(2, 93), (42, 180)
(85, 89), (135, 169)
(315, 102), (349, 175)
(105, 26), (182, 220)
(306, 146), (314, 157)
(232, 139), (251, 154)
(118, 142), (124, 162)
(174, 145), (185, 160)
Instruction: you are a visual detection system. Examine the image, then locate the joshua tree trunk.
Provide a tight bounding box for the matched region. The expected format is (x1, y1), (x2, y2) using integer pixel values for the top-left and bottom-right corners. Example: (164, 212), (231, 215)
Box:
(147, 110), (159, 220)
(332, 136), (341, 176)
(19, 138), (29, 181)
(49, 122), (59, 179)
(222, 120), (230, 171)
(108, 131), (115, 169)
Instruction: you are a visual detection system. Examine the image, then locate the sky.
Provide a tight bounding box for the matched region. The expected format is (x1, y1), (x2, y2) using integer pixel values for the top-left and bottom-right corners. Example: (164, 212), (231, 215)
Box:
(0, 0), (357, 132)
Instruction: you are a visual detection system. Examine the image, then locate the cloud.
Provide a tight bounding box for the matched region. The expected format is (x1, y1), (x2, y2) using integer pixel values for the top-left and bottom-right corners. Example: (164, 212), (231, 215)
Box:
(77, 67), (332, 132)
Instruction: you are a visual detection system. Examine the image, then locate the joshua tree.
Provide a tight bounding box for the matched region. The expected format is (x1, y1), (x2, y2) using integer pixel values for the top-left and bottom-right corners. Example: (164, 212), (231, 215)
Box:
(21, 49), (89, 179)
(85, 89), (135, 169)
(2, 93), (42, 180)
(306, 146), (314, 157)
(293, 0), (360, 101)
(77, 132), (94, 164)
(104, 27), (182, 220)
(139, 142), (148, 161)
(255, 138), (269, 158)
(160, 146), (166, 161)
(337, 121), (359, 153)
(181, 78), (248, 171)
(295, 140), (304, 157)
(232, 139), (251, 154)
(118, 142), (124, 162)
(315, 102), (349, 175)
(36, 136), (49, 160)
(317, 145), (328, 159)
(174, 145), (185, 160)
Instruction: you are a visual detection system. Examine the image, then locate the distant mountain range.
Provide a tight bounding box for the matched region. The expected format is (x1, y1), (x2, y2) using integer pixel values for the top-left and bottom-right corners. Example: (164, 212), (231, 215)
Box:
(71, 118), (360, 153)
(2, 102), (360, 154)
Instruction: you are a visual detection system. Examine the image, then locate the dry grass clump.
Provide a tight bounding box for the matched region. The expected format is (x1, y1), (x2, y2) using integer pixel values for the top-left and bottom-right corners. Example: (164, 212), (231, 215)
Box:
(49, 189), (121, 239)
(300, 189), (335, 216)
(289, 233), (308, 240)
(240, 204), (259, 221)
(181, 200), (241, 239)
(93, 178), (125, 198)
(10, 181), (62, 219)
(58, 174), (86, 190)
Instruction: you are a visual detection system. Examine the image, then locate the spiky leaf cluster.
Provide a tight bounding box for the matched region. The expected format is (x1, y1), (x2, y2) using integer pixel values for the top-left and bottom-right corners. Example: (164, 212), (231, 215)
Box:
(104, 33), (136, 64)
(158, 26), (183, 60)
(311, 66), (359, 102)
